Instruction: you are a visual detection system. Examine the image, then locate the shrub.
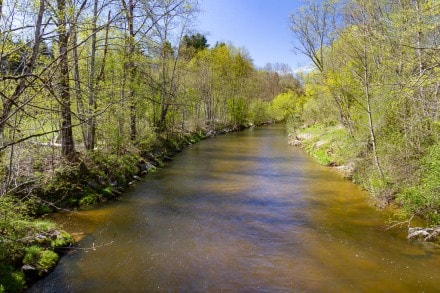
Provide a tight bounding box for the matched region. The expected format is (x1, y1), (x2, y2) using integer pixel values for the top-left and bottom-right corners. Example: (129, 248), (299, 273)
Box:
(398, 143), (440, 224)
(87, 151), (139, 186)
(249, 100), (271, 125)
(79, 192), (101, 207)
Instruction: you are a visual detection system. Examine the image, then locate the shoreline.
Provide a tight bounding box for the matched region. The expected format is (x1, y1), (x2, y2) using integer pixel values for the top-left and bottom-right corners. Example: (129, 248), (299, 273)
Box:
(287, 125), (440, 243)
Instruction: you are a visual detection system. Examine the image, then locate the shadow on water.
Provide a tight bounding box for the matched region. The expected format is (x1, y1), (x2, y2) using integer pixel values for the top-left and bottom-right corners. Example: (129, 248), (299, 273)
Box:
(31, 125), (440, 292)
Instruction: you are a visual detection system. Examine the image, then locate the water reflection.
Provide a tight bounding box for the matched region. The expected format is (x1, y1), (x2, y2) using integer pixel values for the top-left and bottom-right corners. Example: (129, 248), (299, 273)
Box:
(32, 125), (440, 292)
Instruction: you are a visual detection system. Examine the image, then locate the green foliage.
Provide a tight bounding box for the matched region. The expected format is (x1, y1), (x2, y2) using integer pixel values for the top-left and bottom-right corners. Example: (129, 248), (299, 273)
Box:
(0, 195), (72, 291)
(311, 148), (333, 166)
(228, 97), (248, 126)
(300, 73), (340, 126)
(249, 100), (271, 125)
(23, 246), (58, 276)
(0, 196), (32, 258)
(38, 163), (85, 207)
(88, 150), (139, 186)
(32, 220), (57, 232)
(398, 144), (440, 224)
(79, 192), (101, 207)
(51, 231), (74, 249)
(101, 187), (114, 198)
(0, 264), (26, 293)
(269, 91), (305, 123)
(189, 132), (205, 144)
(181, 33), (209, 59)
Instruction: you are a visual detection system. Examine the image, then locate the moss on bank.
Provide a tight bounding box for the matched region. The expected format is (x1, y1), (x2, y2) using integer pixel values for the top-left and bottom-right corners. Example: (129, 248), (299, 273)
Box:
(0, 196), (74, 292)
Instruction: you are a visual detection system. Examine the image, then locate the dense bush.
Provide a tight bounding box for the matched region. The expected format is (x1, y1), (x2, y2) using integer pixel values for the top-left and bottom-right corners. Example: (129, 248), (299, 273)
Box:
(398, 144), (440, 224)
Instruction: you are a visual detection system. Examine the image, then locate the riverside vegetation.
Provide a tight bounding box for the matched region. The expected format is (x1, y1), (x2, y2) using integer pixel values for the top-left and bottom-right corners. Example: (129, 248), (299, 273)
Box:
(0, 0), (302, 290)
(289, 0), (440, 238)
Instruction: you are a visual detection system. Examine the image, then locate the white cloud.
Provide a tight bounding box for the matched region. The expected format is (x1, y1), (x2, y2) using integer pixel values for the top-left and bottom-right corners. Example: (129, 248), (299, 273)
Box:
(292, 64), (315, 75)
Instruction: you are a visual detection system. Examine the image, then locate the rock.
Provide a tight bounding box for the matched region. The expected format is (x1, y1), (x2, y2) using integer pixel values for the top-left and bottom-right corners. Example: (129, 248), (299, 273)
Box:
(408, 227), (440, 242)
(22, 264), (36, 271)
(87, 180), (101, 190)
(162, 155), (173, 162)
(205, 130), (215, 137)
(297, 133), (312, 140)
(288, 138), (302, 146)
(36, 234), (47, 240)
(335, 162), (355, 179)
(137, 163), (149, 171)
(145, 162), (156, 170)
(133, 175), (141, 181)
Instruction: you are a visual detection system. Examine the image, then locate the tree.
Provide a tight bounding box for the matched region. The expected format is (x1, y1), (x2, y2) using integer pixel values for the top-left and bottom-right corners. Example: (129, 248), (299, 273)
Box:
(296, 0), (440, 217)
(57, 0), (76, 160)
(0, 0), (45, 140)
(144, 0), (198, 134)
(289, 0), (338, 72)
(269, 91), (304, 122)
(121, 0), (138, 140)
(180, 33), (209, 59)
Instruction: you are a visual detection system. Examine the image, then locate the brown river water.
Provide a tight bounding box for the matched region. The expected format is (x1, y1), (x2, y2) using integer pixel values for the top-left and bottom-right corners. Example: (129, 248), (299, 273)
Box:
(31, 125), (440, 292)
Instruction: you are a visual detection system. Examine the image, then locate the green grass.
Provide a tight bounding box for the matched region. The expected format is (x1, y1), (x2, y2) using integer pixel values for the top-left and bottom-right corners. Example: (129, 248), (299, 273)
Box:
(295, 124), (355, 166)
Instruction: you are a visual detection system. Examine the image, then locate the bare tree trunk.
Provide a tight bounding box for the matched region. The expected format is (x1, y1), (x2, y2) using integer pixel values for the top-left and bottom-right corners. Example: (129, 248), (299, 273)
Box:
(415, 0), (424, 94)
(0, 0), (3, 23)
(57, 0), (75, 160)
(85, 0), (99, 150)
(72, 26), (86, 146)
(128, 2), (136, 141)
(122, 0), (137, 140)
(434, 82), (439, 121)
(96, 11), (111, 83)
(362, 45), (384, 179)
(332, 93), (355, 139)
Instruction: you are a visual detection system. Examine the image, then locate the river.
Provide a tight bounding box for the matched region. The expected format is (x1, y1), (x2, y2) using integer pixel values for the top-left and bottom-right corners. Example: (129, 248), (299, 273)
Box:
(31, 125), (440, 292)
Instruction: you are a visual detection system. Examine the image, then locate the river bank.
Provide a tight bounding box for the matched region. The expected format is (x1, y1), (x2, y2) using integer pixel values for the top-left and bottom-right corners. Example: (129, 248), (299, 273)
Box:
(288, 123), (440, 242)
(0, 122), (253, 292)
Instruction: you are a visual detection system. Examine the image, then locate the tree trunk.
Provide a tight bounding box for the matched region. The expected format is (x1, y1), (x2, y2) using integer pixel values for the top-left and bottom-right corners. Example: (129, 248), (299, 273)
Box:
(58, 0), (75, 160)
(363, 46), (384, 179)
(85, 0), (99, 150)
(0, 0), (3, 22)
(122, 0), (137, 141)
(72, 26), (86, 147)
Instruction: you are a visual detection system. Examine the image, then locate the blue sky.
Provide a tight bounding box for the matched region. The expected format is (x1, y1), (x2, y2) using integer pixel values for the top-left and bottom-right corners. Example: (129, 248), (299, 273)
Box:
(197, 0), (311, 71)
